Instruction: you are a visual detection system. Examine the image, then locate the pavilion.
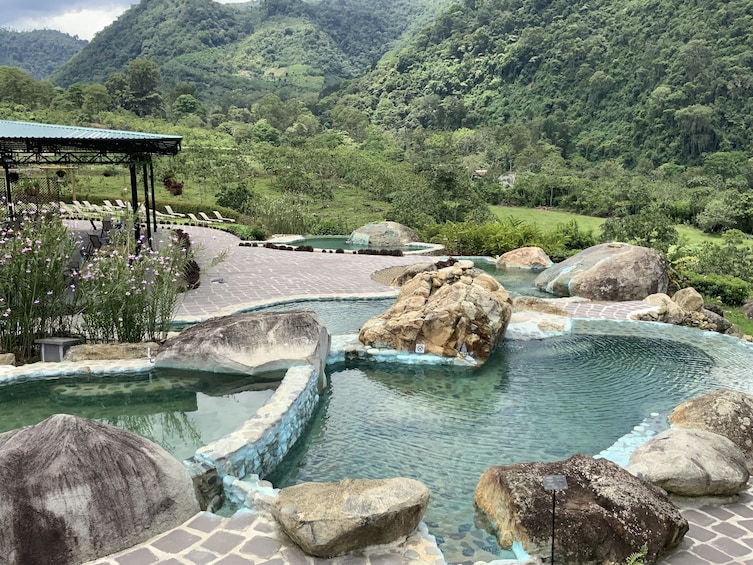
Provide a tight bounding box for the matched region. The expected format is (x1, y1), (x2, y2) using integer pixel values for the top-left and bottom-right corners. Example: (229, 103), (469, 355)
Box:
(0, 120), (182, 247)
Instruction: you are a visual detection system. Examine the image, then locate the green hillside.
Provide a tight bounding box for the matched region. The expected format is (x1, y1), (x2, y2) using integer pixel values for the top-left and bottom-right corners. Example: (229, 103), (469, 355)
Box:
(0, 29), (87, 79)
(338, 0), (753, 167)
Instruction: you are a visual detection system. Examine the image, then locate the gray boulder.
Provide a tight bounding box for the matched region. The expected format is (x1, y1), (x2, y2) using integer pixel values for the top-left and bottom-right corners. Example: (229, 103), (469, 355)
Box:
(475, 454), (687, 564)
(742, 300), (753, 320)
(156, 311), (330, 384)
(271, 478), (429, 557)
(497, 246), (552, 269)
(627, 428), (750, 497)
(0, 414), (199, 565)
(359, 261), (512, 364)
(670, 389), (753, 472)
(534, 242), (668, 301)
(348, 221), (419, 247)
(0, 353), (15, 366)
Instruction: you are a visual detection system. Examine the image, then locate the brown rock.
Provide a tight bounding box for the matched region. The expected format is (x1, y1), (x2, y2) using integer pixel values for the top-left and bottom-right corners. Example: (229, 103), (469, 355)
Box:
(359, 263), (512, 364)
(512, 296), (571, 317)
(497, 246), (553, 269)
(64, 342), (160, 361)
(672, 287), (704, 312)
(0, 353), (15, 366)
(475, 454), (687, 564)
(271, 478), (429, 557)
(348, 221), (419, 247)
(670, 389), (753, 472)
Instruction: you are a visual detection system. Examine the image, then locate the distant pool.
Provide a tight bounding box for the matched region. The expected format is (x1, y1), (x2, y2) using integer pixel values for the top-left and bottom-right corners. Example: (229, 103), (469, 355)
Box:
(0, 369), (282, 460)
(281, 235), (437, 253)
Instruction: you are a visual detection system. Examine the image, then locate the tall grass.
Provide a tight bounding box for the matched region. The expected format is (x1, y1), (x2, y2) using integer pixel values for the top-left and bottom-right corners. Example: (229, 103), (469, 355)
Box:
(0, 206), (79, 359)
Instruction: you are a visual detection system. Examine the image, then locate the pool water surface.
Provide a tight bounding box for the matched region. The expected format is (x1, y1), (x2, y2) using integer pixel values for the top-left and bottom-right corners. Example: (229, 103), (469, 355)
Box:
(267, 333), (737, 564)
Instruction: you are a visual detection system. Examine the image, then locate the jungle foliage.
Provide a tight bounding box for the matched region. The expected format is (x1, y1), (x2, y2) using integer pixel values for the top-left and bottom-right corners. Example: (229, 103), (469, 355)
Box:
(0, 29), (87, 80)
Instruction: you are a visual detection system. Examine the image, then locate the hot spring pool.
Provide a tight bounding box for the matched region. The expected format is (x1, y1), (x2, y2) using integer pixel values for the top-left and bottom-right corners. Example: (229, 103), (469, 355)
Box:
(0, 369), (281, 461)
(281, 235), (436, 253)
(266, 330), (753, 564)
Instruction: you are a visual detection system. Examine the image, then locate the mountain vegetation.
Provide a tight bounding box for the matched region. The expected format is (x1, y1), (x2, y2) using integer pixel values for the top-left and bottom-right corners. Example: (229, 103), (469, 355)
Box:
(0, 29), (87, 79)
(4, 0), (753, 309)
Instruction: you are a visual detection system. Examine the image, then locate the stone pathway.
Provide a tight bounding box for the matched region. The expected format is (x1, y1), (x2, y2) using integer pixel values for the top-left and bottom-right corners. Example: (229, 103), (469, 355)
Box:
(86, 226), (753, 565)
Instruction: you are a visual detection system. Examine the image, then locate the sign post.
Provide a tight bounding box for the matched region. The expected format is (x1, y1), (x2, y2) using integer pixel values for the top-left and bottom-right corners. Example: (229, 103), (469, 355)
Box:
(542, 474), (568, 564)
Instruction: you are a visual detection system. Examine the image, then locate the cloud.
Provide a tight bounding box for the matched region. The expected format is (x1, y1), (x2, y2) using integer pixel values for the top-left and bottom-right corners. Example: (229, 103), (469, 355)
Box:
(1, 2), (132, 41)
(1, 0), (251, 41)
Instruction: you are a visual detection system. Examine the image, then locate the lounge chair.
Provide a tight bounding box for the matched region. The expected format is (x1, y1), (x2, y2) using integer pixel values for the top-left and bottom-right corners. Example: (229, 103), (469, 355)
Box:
(115, 199), (129, 209)
(212, 210), (236, 223)
(199, 212), (220, 223)
(165, 205), (186, 217)
(187, 212), (211, 224)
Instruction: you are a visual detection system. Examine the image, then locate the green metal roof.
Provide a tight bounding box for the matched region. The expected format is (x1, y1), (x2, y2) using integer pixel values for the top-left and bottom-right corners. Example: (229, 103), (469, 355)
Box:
(0, 120), (182, 165)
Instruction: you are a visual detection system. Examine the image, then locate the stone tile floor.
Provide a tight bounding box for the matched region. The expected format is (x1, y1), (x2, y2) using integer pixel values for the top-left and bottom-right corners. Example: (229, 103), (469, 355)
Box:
(85, 225), (753, 564)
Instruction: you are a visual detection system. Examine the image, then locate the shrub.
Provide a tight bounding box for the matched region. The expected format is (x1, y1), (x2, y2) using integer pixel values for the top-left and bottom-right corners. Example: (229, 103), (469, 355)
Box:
(680, 272), (751, 306)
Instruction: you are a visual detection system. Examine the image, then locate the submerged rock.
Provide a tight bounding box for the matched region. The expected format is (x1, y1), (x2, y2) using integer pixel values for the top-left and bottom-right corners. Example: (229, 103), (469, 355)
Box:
(271, 477), (429, 557)
(0, 414), (199, 565)
(474, 454), (687, 564)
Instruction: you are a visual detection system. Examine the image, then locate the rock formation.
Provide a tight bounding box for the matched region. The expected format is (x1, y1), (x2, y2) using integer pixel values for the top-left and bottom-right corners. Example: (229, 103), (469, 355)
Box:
(497, 246), (552, 269)
(156, 311), (331, 382)
(359, 260), (512, 364)
(64, 342), (160, 361)
(474, 454), (687, 564)
(348, 221), (419, 247)
(534, 242), (668, 300)
(670, 389), (753, 472)
(638, 290), (743, 336)
(627, 428), (750, 497)
(0, 414), (199, 565)
(271, 478), (429, 557)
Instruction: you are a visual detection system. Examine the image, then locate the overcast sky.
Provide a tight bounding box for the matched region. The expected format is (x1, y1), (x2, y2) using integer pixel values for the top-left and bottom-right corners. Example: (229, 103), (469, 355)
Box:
(0, 0), (249, 41)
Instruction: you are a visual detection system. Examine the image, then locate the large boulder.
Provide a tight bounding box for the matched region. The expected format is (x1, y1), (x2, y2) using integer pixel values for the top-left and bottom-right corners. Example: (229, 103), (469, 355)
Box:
(156, 311), (330, 382)
(0, 414), (199, 565)
(474, 454), (687, 564)
(497, 246), (553, 269)
(669, 389), (753, 472)
(271, 478), (429, 558)
(358, 260), (512, 364)
(534, 242), (668, 301)
(672, 287), (704, 312)
(627, 428), (750, 497)
(348, 221), (419, 247)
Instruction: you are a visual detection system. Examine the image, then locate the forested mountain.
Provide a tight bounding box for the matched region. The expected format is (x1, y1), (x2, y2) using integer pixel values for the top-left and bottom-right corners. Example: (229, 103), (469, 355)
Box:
(0, 29), (87, 79)
(51, 0), (452, 106)
(337, 0), (753, 167)
(52, 0), (254, 87)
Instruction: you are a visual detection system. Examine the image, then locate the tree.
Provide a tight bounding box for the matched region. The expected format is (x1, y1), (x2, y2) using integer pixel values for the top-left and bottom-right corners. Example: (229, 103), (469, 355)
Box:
(126, 59), (164, 117)
(172, 94), (201, 120)
(82, 84), (112, 118)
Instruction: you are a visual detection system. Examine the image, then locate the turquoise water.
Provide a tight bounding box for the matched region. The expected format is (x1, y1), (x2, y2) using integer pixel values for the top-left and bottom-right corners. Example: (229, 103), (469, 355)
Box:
(285, 236), (433, 252)
(267, 334), (735, 564)
(0, 369), (281, 460)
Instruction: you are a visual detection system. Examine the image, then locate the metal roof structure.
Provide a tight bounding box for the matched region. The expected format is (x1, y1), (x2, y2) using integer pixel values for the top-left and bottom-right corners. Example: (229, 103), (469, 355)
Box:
(1, 120), (183, 249)
(0, 120), (182, 165)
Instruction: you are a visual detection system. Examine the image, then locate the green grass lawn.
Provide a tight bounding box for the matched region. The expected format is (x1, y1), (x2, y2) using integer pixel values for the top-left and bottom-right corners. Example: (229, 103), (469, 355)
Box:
(491, 205), (725, 247)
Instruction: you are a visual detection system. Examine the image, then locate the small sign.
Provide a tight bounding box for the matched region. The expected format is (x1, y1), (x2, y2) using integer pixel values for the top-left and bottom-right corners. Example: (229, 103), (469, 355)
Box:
(415, 343), (426, 354)
(542, 475), (568, 492)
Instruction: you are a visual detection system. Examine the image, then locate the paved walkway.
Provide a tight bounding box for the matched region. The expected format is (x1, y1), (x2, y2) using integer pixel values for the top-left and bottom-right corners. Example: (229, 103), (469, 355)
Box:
(89, 226), (752, 565)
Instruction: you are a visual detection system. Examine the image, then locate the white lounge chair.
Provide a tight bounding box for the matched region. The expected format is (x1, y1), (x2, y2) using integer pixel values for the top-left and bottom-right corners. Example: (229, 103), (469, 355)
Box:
(187, 212), (212, 224)
(165, 205), (186, 217)
(213, 210), (236, 223)
(199, 212), (220, 223)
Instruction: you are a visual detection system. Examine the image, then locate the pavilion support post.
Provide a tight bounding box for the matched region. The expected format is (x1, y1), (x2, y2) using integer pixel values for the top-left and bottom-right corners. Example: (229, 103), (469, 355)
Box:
(129, 163), (141, 250)
(142, 162), (153, 250)
(2, 157), (15, 220)
(149, 161), (157, 231)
